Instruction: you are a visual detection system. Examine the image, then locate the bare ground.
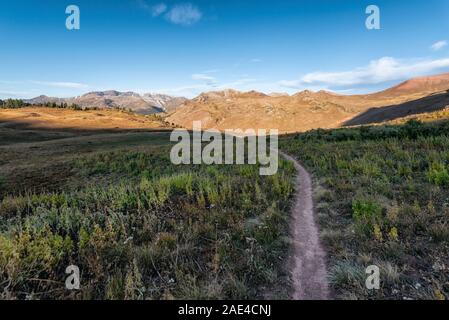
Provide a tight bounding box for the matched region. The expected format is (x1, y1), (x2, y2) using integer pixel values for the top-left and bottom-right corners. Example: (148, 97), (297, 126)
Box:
(279, 151), (330, 300)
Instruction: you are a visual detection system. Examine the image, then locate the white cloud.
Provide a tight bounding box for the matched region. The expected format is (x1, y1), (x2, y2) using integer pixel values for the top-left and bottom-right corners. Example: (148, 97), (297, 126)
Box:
(151, 3), (167, 17)
(191, 73), (217, 87)
(297, 56), (449, 88)
(137, 0), (166, 16)
(431, 40), (448, 51)
(221, 78), (258, 87)
(156, 78), (261, 98)
(30, 81), (89, 89)
(139, 1), (200, 26)
(192, 73), (216, 82)
(251, 58), (263, 63)
(165, 3), (202, 26)
(155, 84), (207, 97)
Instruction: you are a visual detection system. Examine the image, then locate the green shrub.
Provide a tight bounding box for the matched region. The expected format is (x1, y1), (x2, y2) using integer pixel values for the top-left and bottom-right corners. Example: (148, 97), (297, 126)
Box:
(428, 163), (449, 186)
(352, 198), (383, 235)
(401, 119), (423, 139)
(0, 225), (73, 286)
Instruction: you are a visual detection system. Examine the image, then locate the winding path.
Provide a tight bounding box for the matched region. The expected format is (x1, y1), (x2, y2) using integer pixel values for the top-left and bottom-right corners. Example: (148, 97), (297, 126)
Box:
(279, 151), (330, 300)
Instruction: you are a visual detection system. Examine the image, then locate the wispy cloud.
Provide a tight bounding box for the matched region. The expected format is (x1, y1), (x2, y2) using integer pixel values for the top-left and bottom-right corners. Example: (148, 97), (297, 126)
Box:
(281, 56), (449, 90)
(154, 84), (207, 97)
(165, 3), (202, 26)
(151, 3), (168, 17)
(191, 73), (216, 82)
(251, 58), (263, 63)
(191, 73), (217, 87)
(431, 40), (448, 51)
(157, 77), (261, 98)
(139, 1), (201, 26)
(221, 78), (259, 87)
(30, 81), (89, 89)
(137, 0), (166, 16)
(157, 55), (449, 98)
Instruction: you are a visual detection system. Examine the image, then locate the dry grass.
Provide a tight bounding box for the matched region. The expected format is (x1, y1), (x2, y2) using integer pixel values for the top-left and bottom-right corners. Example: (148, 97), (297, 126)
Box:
(0, 107), (168, 132)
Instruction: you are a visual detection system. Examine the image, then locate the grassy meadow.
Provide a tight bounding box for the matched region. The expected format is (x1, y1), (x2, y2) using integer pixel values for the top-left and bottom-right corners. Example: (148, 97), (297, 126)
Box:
(0, 132), (294, 300)
(2, 114), (449, 301)
(280, 120), (449, 300)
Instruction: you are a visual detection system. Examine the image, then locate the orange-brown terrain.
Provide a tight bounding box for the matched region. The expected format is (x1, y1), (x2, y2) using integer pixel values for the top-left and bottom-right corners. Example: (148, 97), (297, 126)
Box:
(165, 73), (449, 132)
(0, 107), (167, 131)
(0, 107), (171, 146)
(0, 107), (171, 194)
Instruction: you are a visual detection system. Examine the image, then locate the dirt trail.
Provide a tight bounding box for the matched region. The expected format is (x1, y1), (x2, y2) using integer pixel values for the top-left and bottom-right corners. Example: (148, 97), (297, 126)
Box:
(279, 151), (330, 300)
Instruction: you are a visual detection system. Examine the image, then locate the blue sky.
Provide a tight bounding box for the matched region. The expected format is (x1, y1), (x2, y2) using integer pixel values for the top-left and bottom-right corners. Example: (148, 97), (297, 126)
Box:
(1, 0), (449, 98)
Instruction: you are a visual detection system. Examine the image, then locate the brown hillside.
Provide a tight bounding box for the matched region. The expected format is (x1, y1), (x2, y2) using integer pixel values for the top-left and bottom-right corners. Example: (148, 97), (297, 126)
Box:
(166, 73), (449, 132)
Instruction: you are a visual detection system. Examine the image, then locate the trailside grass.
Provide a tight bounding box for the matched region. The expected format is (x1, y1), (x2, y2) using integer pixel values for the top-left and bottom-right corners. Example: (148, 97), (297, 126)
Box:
(0, 132), (294, 300)
(280, 120), (449, 300)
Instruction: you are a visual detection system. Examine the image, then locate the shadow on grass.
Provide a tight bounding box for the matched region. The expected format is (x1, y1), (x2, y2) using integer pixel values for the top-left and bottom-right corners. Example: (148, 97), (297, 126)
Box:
(344, 91), (449, 126)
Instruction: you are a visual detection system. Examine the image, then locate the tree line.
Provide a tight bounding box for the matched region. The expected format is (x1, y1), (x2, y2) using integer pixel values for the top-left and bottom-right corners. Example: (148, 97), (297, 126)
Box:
(0, 99), (83, 110)
(0, 99), (145, 115)
(0, 99), (28, 109)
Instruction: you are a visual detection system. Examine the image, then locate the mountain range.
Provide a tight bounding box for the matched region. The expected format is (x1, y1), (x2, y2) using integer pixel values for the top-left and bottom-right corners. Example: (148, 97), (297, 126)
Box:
(166, 72), (449, 132)
(25, 91), (187, 115)
(23, 72), (449, 132)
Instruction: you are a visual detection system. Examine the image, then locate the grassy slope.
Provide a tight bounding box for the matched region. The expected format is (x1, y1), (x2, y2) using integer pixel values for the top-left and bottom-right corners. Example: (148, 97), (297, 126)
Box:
(0, 107), (170, 146)
(0, 132), (294, 300)
(386, 107), (449, 126)
(280, 120), (449, 300)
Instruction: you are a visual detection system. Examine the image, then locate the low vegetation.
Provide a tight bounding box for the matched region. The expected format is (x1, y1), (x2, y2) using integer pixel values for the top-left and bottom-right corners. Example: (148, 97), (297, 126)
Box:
(280, 120), (449, 300)
(0, 138), (294, 300)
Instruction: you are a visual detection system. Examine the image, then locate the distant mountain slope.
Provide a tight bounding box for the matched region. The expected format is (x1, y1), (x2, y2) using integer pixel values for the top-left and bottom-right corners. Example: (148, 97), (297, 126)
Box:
(379, 72), (449, 96)
(166, 73), (449, 132)
(341, 73), (449, 126)
(25, 91), (187, 115)
(142, 93), (187, 113)
(24, 95), (66, 105)
(166, 89), (354, 133)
